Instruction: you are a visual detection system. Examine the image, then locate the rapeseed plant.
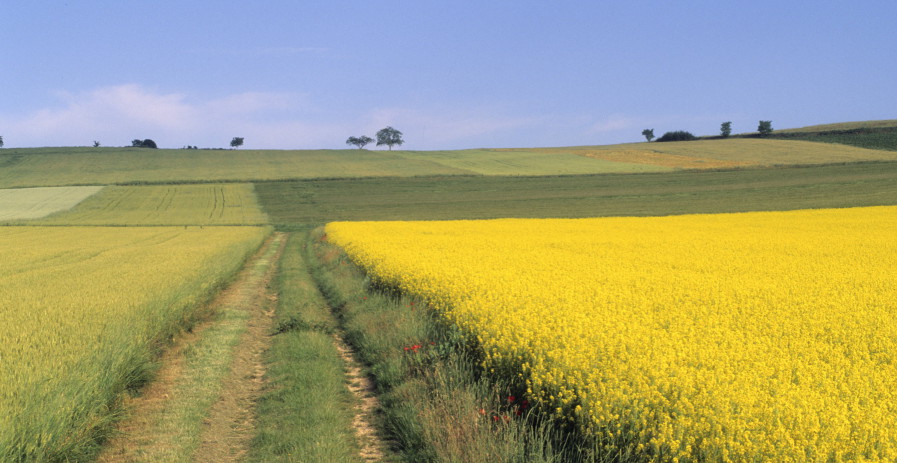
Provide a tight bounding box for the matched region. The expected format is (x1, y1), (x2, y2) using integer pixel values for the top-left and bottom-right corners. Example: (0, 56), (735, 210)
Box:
(327, 206), (897, 461)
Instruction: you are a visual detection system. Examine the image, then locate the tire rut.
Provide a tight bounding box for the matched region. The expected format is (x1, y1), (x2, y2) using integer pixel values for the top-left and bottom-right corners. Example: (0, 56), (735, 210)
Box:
(193, 232), (285, 462)
(96, 232), (285, 462)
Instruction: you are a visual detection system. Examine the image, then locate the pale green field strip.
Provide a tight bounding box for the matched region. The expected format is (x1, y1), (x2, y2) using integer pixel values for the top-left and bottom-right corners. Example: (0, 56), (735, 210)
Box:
(33, 183), (269, 226)
(578, 138), (897, 166)
(396, 149), (672, 175)
(0, 148), (474, 187)
(0, 185), (103, 220)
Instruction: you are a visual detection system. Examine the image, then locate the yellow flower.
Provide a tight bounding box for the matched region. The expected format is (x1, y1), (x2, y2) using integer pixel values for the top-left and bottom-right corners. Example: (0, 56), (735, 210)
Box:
(327, 206), (897, 461)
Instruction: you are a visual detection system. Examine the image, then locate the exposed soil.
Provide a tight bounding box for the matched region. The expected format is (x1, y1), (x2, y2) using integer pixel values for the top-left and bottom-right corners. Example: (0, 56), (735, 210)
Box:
(331, 331), (386, 462)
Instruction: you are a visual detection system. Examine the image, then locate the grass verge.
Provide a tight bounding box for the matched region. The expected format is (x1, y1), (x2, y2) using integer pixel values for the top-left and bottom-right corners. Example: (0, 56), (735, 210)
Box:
(306, 228), (577, 462)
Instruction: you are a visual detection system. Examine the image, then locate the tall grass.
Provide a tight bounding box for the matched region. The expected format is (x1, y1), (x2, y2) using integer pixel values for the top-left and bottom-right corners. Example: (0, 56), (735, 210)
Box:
(307, 229), (572, 462)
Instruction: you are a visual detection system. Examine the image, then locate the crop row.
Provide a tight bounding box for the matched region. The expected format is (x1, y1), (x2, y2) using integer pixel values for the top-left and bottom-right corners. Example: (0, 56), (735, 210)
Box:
(326, 206), (897, 462)
(31, 183), (270, 226)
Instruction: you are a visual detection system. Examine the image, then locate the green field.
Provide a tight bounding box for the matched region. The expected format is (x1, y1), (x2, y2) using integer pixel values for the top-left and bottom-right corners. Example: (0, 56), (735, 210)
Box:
(254, 161), (897, 227)
(2, 130), (896, 188)
(0, 146), (671, 188)
(31, 183), (269, 226)
(13, 163), (895, 229)
(394, 149), (672, 175)
(0, 147), (472, 188)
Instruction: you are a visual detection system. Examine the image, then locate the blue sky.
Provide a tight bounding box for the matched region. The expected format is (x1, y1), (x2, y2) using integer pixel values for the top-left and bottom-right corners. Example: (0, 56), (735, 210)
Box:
(2, 1), (895, 150)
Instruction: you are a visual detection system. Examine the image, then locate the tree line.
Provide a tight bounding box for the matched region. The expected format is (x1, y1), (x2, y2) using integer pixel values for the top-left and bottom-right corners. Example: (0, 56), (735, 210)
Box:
(128, 137), (245, 149)
(642, 121), (774, 142)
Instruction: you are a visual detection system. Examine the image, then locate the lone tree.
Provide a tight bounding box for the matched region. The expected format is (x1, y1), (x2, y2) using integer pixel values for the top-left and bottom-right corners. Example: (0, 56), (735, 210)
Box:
(93, 140), (101, 147)
(641, 128), (655, 142)
(720, 121), (732, 138)
(757, 120), (773, 136)
(0, 136), (4, 148)
(230, 137), (244, 149)
(346, 135), (374, 149)
(376, 126), (404, 150)
(131, 139), (157, 148)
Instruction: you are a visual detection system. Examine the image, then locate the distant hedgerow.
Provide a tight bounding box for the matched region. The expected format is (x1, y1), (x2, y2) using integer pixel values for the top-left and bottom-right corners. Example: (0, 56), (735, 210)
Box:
(656, 131), (697, 142)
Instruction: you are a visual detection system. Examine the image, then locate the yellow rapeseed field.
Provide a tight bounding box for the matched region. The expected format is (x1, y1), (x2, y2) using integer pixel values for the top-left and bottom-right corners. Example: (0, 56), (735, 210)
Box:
(0, 226), (269, 460)
(326, 206), (897, 462)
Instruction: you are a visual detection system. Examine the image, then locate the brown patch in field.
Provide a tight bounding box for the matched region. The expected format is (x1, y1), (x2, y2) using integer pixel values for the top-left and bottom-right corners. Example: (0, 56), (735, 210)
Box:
(194, 233), (285, 462)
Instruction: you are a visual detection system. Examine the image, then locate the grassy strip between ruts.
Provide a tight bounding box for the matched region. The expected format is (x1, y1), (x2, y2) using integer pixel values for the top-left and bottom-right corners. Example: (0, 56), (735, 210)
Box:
(249, 232), (363, 462)
(307, 228), (580, 462)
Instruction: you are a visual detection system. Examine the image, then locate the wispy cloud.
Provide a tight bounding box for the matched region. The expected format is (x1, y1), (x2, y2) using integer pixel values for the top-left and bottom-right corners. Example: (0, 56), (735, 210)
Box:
(1, 85), (599, 150)
(0, 84), (324, 148)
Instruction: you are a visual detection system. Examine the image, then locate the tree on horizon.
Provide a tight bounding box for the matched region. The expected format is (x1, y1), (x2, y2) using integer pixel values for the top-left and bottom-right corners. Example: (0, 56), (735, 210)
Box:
(376, 127), (404, 150)
(346, 135), (374, 149)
